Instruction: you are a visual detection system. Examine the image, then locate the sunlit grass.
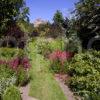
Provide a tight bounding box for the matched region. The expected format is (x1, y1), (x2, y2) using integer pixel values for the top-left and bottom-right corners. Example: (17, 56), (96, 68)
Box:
(28, 42), (67, 100)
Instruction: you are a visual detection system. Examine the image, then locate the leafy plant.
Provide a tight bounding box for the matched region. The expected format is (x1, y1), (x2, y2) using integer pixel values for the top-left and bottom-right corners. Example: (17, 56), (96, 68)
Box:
(2, 86), (21, 100)
(66, 50), (100, 99)
(0, 65), (17, 97)
(16, 67), (29, 86)
(49, 50), (74, 73)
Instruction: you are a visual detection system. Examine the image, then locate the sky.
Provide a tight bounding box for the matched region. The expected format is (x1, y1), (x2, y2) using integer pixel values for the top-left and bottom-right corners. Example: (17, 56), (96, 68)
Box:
(26, 0), (79, 22)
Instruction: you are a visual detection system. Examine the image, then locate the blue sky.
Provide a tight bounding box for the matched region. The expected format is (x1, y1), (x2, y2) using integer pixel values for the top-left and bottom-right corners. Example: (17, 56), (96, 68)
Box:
(26, 0), (78, 22)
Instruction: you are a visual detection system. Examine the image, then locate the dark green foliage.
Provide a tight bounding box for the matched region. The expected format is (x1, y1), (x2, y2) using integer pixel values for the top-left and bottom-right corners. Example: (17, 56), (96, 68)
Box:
(73, 0), (100, 49)
(52, 10), (65, 37)
(66, 50), (100, 99)
(0, 0), (29, 35)
(2, 86), (21, 100)
(33, 22), (51, 37)
(65, 35), (82, 53)
(53, 10), (64, 25)
(0, 48), (25, 60)
(0, 48), (18, 59)
(16, 67), (29, 86)
(0, 65), (17, 97)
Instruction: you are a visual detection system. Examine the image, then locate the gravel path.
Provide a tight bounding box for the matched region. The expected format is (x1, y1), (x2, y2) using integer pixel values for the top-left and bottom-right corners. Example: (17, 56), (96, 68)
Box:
(55, 74), (81, 100)
(20, 84), (38, 100)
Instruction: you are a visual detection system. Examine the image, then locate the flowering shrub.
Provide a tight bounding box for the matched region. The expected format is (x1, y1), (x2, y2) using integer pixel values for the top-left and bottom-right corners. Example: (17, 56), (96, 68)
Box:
(0, 57), (31, 87)
(8, 58), (19, 69)
(21, 57), (31, 69)
(0, 57), (31, 70)
(49, 50), (74, 73)
(49, 50), (74, 64)
(0, 60), (7, 65)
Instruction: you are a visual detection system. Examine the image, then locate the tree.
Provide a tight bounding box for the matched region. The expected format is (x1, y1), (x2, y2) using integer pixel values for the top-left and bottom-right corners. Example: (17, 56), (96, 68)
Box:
(52, 10), (65, 37)
(74, 0), (100, 48)
(33, 22), (51, 37)
(53, 10), (64, 25)
(0, 0), (29, 35)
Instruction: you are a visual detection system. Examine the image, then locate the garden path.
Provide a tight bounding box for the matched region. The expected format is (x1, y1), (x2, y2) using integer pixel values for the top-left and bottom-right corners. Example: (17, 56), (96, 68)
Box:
(20, 84), (38, 100)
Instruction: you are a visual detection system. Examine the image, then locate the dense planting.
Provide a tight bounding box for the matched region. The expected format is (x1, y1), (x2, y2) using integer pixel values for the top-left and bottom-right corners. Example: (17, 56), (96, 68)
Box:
(0, 65), (16, 98)
(66, 50), (100, 99)
(34, 37), (66, 56)
(0, 48), (31, 99)
(49, 50), (74, 73)
(2, 86), (22, 100)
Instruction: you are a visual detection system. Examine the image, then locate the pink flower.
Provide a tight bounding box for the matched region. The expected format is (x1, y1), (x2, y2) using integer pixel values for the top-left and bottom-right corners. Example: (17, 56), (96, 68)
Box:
(8, 58), (19, 69)
(49, 50), (74, 66)
(21, 57), (31, 69)
(0, 60), (7, 64)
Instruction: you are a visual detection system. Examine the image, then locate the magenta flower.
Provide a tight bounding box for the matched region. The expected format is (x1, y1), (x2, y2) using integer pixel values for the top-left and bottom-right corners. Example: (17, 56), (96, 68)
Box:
(49, 50), (74, 66)
(8, 57), (19, 69)
(0, 60), (7, 65)
(21, 57), (31, 69)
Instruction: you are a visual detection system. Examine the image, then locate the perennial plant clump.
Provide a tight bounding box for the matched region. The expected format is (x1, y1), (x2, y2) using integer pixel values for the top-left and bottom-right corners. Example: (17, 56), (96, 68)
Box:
(49, 50), (74, 73)
(0, 57), (31, 70)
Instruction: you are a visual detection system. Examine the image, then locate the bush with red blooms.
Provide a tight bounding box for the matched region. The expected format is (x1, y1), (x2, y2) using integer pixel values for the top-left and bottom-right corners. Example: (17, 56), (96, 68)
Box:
(49, 50), (74, 73)
(0, 57), (31, 86)
(0, 57), (31, 70)
(0, 60), (7, 65)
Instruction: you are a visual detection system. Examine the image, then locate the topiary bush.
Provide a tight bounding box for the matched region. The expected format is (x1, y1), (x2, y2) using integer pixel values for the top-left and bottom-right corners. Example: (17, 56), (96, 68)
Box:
(2, 86), (22, 100)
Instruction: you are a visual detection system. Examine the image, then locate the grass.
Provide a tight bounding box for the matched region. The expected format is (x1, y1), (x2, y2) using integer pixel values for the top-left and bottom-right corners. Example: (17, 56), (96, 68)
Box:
(28, 42), (67, 100)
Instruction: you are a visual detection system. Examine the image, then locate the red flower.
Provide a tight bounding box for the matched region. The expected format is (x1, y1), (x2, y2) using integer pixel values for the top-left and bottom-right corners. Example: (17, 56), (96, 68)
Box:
(0, 60), (7, 64)
(49, 50), (74, 66)
(21, 57), (31, 69)
(8, 58), (19, 69)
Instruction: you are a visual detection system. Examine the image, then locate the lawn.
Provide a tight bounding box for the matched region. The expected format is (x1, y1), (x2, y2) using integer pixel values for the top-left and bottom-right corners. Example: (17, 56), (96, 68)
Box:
(28, 42), (67, 100)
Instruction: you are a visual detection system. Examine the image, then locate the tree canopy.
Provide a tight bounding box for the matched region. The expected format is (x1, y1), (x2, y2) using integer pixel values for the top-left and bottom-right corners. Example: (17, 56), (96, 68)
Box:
(72, 0), (100, 48)
(0, 0), (29, 35)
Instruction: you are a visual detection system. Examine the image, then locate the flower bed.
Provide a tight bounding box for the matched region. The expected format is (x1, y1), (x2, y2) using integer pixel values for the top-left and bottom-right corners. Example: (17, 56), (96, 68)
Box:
(0, 48), (31, 99)
(49, 50), (74, 73)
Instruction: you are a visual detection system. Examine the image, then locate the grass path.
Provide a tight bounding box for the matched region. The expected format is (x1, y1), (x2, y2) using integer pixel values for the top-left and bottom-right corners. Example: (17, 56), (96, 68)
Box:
(28, 42), (67, 100)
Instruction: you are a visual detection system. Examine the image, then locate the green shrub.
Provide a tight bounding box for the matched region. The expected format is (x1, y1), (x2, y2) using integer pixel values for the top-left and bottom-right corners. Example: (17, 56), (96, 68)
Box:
(34, 37), (50, 55)
(16, 67), (29, 86)
(34, 37), (66, 56)
(65, 35), (82, 53)
(0, 65), (15, 78)
(2, 86), (21, 100)
(0, 76), (17, 97)
(84, 92), (100, 100)
(69, 74), (100, 94)
(0, 48), (18, 60)
(50, 60), (62, 73)
(66, 50), (100, 99)
(68, 51), (100, 76)
(49, 38), (65, 51)
(0, 48), (25, 61)
(0, 65), (17, 97)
